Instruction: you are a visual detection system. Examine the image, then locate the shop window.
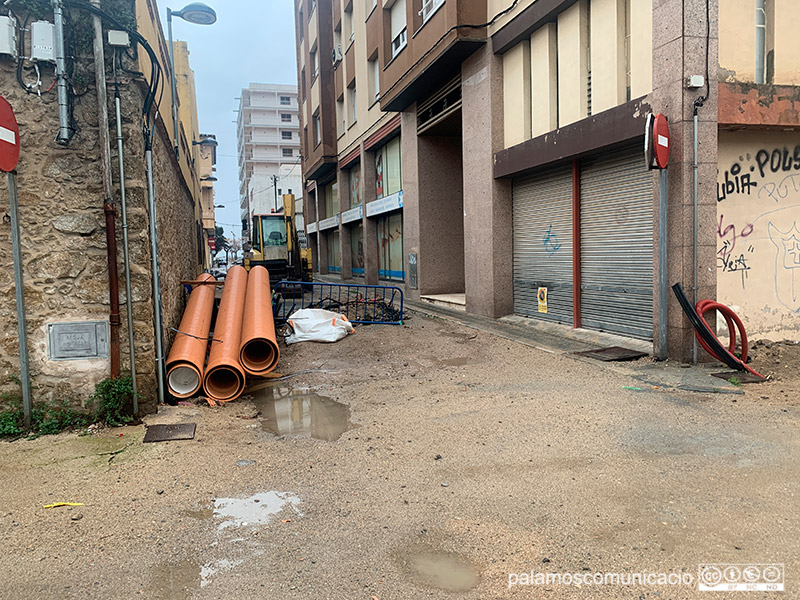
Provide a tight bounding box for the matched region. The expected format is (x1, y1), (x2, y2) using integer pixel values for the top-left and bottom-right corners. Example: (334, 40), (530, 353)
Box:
(349, 163), (361, 207)
(374, 136), (402, 199)
(378, 212), (403, 281)
(351, 222), (364, 276)
(325, 181), (339, 218)
(327, 229), (341, 272)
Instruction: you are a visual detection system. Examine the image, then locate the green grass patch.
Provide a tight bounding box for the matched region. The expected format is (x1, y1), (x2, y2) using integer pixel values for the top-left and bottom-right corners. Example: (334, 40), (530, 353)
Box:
(0, 376), (138, 439)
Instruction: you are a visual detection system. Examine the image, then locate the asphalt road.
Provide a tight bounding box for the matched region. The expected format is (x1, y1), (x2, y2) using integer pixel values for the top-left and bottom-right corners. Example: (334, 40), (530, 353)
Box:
(0, 313), (797, 599)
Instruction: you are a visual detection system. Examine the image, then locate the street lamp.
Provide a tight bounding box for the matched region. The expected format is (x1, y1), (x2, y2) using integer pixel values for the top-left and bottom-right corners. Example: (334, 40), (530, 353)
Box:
(193, 137), (218, 148)
(167, 3), (217, 157)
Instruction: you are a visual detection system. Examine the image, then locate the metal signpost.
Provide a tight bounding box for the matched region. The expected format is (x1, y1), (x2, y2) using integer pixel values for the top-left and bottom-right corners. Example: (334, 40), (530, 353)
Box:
(0, 96), (32, 428)
(646, 113), (671, 361)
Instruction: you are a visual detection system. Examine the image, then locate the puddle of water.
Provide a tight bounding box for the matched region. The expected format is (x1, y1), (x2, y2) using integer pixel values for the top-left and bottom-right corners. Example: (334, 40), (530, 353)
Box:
(395, 547), (480, 592)
(200, 558), (243, 588)
(149, 559), (201, 600)
(213, 491), (301, 530)
(251, 386), (353, 441)
(423, 355), (470, 367)
(181, 506), (213, 520)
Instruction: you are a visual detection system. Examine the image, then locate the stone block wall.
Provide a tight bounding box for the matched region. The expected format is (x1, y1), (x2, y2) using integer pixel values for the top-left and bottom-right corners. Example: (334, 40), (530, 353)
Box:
(0, 5), (199, 414)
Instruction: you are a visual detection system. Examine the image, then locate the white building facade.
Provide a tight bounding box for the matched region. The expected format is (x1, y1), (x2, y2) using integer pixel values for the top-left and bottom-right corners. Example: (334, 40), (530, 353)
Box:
(237, 83), (301, 238)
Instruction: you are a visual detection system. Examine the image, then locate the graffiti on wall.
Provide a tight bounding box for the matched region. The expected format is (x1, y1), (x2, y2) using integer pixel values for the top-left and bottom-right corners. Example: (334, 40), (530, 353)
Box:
(718, 140), (800, 319)
(543, 225), (562, 255)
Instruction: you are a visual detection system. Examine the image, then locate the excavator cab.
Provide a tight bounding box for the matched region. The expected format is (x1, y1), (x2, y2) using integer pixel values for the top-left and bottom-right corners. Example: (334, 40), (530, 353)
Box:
(245, 195), (312, 284)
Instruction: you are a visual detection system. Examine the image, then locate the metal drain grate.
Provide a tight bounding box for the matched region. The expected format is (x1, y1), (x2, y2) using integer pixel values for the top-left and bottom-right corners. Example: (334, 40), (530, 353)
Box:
(143, 423), (197, 443)
(572, 346), (649, 362)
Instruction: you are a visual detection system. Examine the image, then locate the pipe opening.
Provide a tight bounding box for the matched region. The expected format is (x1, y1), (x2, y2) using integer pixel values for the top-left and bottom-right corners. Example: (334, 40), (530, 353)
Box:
(167, 365), (201, 397)
(241, 339), (278, 373)
(205, 367), (244, 400)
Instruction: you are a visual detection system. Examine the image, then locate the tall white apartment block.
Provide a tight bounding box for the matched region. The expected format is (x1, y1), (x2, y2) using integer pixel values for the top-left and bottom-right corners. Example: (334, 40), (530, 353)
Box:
(237, 83), (301, 238)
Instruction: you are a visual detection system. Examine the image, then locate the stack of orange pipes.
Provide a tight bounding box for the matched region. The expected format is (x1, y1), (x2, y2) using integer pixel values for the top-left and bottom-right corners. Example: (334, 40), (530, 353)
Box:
(202, 265), (249, 402)
(166, 266), (282, 404)
(165, 272), (216, 397)
(239, 265), (280, 376)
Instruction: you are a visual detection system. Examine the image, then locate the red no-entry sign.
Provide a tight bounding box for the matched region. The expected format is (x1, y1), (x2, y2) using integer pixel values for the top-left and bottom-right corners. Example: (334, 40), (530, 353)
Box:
(0, 97), (20, 173)
(652, 113), (670, 169)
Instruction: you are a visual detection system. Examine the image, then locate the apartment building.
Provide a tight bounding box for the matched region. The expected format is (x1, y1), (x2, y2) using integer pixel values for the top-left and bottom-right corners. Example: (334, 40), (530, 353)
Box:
(295, 0), (800, 361)
(297, 0), (404, 280)
(237, 84), (301, 237)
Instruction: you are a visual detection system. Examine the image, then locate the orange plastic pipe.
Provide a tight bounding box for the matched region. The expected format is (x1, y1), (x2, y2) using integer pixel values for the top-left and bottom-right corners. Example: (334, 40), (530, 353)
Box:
(203, 265), (248, 402)
(239, 265), (280, 375)
(165, 273), (216, 398)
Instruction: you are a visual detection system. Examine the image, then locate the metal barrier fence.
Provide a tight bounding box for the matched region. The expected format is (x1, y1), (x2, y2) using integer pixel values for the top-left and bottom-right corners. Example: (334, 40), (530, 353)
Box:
(272, 281), (404, 325)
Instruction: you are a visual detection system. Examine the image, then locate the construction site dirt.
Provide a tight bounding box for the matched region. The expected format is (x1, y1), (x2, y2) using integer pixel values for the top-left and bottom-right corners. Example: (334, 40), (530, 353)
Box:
(1, 311), (798, 599)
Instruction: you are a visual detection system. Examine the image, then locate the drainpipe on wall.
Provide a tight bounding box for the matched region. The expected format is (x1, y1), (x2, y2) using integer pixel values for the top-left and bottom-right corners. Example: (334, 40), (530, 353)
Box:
(114, 77), (138, 409)
(145, 137), (167, 406)
(51, 0), (71, 144)
(89, 0), (121, 379)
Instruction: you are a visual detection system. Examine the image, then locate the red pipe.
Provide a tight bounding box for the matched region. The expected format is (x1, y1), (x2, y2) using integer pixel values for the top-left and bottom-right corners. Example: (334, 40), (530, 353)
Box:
(104, 201), (121, 378)
(694, 299), (765, 379)
(165, 273), (216, 397)
(203, 266), (248, 402)
(239, 266), (280, 375)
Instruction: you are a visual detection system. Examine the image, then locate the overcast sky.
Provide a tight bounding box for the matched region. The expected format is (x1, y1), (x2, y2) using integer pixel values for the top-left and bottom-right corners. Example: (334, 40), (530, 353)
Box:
(160, 0), (297, 240)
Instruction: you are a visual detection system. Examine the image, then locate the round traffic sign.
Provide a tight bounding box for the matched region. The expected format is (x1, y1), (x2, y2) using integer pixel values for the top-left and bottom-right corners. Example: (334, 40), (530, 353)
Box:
(0, 97), (20, 173)
(652, 113), (670, 169)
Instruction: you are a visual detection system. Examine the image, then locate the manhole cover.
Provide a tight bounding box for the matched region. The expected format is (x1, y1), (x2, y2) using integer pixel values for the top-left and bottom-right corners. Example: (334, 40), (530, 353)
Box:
(573, 346), (649, 362)
(710, 371), (765, 383)
(143, 423), (197, 443)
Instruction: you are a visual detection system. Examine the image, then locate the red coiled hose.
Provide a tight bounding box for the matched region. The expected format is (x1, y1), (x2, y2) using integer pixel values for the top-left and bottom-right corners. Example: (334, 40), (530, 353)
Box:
(694, 300), (766, 379)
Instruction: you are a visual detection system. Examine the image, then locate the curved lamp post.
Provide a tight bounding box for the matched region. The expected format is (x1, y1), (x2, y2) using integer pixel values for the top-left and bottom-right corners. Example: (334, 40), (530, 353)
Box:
(167, 3), (217, 156)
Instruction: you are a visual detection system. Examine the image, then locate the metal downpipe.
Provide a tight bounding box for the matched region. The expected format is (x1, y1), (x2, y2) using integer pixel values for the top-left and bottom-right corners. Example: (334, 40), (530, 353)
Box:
(51, 0), (71, 144)
(657, 168), (668, 360)
(90, 0), (121, 380)
(692, 111), (699, 364)
(8, 172), (33, 428)
(114, 92), (138, 409)
(146, 145), (166, 405)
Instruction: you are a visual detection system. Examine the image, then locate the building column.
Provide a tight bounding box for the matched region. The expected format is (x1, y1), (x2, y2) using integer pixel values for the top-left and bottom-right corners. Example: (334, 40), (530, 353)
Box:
(461, 45), (513, 318)
(651, 0), (719, 362)
(400, 110), (421, 301)
(361, 143), (379, 285)
(337, 166), (353, 280)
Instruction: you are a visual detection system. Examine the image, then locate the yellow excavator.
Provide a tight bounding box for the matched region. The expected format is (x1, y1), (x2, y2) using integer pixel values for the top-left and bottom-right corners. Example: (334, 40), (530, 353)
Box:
(244, 194), (312, 284)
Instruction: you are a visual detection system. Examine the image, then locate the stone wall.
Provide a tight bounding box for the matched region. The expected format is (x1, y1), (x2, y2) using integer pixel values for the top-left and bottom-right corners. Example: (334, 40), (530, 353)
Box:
(0, 4), (199, 414)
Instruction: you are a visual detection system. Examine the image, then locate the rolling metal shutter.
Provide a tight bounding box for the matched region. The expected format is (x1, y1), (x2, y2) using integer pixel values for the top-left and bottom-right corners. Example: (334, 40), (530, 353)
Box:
(580, 147), (653, 339)
(513, 166), (573, 323)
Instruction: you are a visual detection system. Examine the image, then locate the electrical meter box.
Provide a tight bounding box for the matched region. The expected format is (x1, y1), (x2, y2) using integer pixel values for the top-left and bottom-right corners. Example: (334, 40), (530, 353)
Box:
(107, 30), (130, 47)
(31, 21), (56, 62)
(0, 15), (18, 58)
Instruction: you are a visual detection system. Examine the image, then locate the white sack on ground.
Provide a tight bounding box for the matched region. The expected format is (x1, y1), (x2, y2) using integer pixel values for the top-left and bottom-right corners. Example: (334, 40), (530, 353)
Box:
(285, 308), (355, 344)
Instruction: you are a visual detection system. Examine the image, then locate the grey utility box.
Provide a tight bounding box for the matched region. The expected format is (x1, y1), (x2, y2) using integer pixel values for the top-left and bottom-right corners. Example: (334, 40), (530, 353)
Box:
(47, 321), (109, 361)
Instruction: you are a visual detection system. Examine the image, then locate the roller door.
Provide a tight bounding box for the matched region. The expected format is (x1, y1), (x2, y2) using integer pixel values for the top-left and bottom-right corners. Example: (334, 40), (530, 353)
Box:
(580, 147), (654, 339)
(512, 166), (573, 323)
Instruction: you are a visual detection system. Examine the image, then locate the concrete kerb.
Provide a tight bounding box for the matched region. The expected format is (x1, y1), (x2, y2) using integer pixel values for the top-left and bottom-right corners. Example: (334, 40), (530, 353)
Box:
(403, 299), (744, 395)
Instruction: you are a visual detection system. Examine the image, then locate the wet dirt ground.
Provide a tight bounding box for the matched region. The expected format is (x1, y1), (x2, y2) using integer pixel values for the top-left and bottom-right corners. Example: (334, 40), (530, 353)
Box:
(0, 312), (799, 599)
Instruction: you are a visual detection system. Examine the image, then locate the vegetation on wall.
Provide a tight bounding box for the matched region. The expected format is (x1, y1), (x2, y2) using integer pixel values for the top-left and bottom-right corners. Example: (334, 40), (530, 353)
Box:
(0, 375), (137, 438)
